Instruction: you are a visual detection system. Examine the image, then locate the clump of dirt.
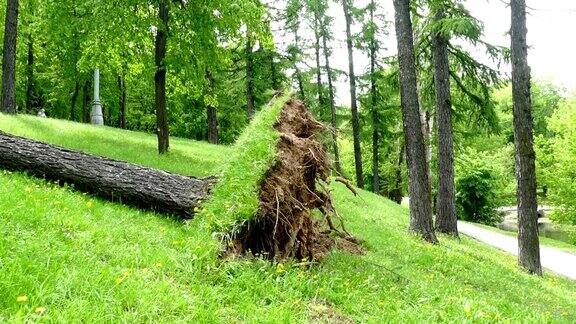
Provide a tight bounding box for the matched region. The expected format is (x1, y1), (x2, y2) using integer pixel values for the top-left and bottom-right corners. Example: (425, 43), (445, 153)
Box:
(230, 97), (362, 260)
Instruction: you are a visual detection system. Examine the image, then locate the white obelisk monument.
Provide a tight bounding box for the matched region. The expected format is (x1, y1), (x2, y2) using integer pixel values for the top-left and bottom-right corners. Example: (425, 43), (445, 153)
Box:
(91, 69), (104, 125)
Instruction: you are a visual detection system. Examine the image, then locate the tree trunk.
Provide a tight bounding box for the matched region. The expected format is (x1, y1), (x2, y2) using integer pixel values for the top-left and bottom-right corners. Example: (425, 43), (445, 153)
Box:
(25, 26), (35, 114)
(245, 31), (255, 119)
(1, 0), (19, 114)
(118, 75), (127, 129)
(321, 22), (342, 174)
(393, 0), (437, 243)
(0, 132), (213, 218)
(155, 0), (170, 154)
(342, 0), (364, 189)
(369, 1), (379, 194)
(82, 79), (92, 123)
(313, 9), (324, 110)
(511, 0), (542, 275)
(432, 8), (458, 236)
(206, 71), (219, 144)
(70, 80), (79, 121)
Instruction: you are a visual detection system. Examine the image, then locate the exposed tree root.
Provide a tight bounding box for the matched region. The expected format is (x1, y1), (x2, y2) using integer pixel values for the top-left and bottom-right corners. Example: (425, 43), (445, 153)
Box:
(229, 98), (362, 260)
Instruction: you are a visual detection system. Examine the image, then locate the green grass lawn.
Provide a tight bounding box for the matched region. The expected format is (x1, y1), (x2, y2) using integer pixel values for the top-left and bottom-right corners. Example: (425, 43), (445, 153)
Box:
(1, 113), (576, 322)
(0, 113), (230, 177)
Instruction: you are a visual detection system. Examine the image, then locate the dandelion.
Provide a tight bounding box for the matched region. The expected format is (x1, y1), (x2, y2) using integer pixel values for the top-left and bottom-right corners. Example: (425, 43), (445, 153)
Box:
(35, 307), (46, 315)
(16, 295), (28, 302)
(86, 200), (94, 208)
(276, 263), (285, 273)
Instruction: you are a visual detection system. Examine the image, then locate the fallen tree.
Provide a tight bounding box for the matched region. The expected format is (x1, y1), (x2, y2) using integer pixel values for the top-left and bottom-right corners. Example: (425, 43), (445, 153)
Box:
(0, 94), (360, 260)
(0, 132), (214, 217)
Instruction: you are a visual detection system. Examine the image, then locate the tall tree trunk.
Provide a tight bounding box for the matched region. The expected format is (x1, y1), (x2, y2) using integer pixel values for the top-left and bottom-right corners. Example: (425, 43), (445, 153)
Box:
(245, 31), (255, 119)
(393, 0), (437, 243)
(313, 9), (324, 110)
(118, 74), (127, 129)
(70, 80), (79, 121)
(82, 79), (91, 123)
(25, 24), (35, 113)
(369, 1), (379, 194)
(1, 0), (19, 114)
(206, 71), (219, 144)
(511, 0), (541, 275)
(342, 0), (364, 188)
(155, 0), (170, 154)
(321, 23), (342, 174)
(432, 8), (458, 236)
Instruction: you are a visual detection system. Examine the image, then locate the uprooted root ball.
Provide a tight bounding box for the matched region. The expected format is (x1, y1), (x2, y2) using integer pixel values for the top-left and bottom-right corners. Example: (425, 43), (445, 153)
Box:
(230, 98), (362, 260)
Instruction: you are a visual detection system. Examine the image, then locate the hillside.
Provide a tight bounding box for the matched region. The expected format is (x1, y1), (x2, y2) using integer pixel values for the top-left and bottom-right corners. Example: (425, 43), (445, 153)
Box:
(1, 112), (576, 322)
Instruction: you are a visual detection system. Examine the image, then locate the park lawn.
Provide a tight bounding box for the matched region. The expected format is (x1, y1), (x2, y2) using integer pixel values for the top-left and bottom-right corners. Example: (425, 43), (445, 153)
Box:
(0, 113), (229, 177)
(1, 113), (576, 322)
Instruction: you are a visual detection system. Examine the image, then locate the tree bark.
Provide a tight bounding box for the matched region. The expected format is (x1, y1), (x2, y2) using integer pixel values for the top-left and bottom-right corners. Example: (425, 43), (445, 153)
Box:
(342, 0), (364, 189)
(155, 0), (170, 154)
(118, 74), (127, 129)
(0, 132), (213, 218)
(245, 31), (255, 120)
(432, 8), (458, 236)
(321, 20), (342, 174)
(206, 71), (219, 144)
(393, 0), (437, 243)
(511, 0), (542, 275)
(1, 0), (19, 114)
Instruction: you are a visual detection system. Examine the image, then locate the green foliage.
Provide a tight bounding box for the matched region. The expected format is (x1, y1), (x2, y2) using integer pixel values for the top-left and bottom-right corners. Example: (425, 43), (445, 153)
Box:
(196, 93), (291, 246)
(543, 97), (576, 225)
(455, 148), (508, 225)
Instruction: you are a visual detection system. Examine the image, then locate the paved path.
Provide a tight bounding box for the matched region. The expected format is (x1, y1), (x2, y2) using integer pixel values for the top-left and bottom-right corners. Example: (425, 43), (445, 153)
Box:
(458, 221), (576, 280)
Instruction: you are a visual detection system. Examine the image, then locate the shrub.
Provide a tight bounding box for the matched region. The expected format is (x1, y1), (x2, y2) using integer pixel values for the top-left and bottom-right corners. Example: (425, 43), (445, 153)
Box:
(455, 148), (506, 225)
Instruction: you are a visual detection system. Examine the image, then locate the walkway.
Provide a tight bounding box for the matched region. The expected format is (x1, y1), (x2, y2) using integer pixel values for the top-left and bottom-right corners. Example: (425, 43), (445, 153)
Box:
(458, 221), (576, 280)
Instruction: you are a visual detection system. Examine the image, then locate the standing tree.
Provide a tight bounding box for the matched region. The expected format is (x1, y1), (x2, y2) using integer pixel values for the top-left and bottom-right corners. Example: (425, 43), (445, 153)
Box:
(1, 0), (19, 114)
(431, 1), (458, 236)
(511, 0), (542, 275)
(155, 0), (170, 154)
(320, 9), (342, 174)
(393, 0), (437, 243)
(342, 0), (364, 188)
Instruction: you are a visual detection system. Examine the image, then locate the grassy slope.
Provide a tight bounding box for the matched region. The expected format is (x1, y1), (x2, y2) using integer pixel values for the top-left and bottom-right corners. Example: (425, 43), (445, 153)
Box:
(1, 114), (576, 322)
(0, 114), (229, 177)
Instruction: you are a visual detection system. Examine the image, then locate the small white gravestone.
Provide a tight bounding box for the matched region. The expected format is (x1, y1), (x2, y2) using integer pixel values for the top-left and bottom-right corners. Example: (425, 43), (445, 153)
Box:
(91, 69), (104, 126)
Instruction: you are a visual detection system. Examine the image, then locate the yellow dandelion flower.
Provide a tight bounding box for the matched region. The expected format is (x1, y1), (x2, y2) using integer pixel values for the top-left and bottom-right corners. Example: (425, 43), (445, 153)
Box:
(86, 200), (94, 208)
(35, 307), (46, 315)
(16, 295), (28, 302)
(276, 263), (285, 273)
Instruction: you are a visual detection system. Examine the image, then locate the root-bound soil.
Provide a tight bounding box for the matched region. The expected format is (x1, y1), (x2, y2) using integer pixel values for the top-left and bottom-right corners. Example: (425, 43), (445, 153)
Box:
(230, 98), (362, 260)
